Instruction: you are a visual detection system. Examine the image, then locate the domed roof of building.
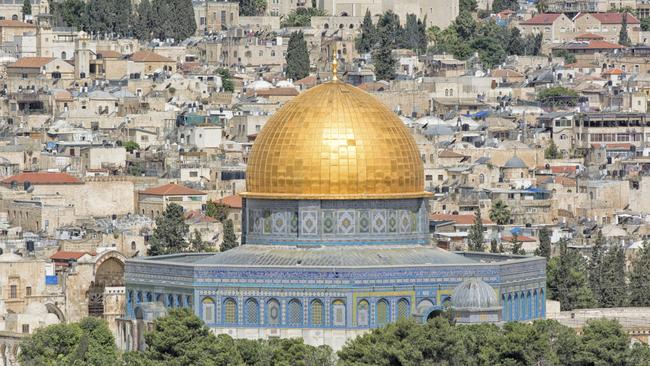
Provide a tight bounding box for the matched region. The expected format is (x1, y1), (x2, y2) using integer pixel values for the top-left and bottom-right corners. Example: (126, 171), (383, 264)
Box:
(452, 278), (499, 310)
(243, 81), (428, 199)
(503, 155), (528, 169)
(248, 79), (273, 91)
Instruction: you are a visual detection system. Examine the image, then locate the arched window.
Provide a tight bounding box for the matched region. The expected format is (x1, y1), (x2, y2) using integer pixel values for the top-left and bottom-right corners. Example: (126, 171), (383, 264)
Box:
(131, 241), (136, 250)
(397, 298), (410, 320)
(357, 300), (369, 326)
(479, 174), (485, 184)
(186, 296), (192, 308)
(136, 292), (143, 304)
(310, 299), (324, 326)
(445, 89), (449, 96)
(245, 298), (259, 325)
(223, 298), (237, 324)
(146, 292), (152, 302)
(202, 297), (215, 323)
(332, 299), (346, 326)
(11, 14), (17, 20)
(167, 294), (174, 307)
(177, 295), (183, 307)
(324, 23), (329, 29)
(61, 51), (67, 60)
(376, 299), (389, 326)
(449, 89), (454, 97)
(267, 299), (280, 325)
(288, 299), (303, 326)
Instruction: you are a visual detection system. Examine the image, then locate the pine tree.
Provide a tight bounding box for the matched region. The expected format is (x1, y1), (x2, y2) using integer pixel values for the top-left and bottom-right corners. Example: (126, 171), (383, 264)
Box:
(588, 231), (606, 304)
(148, 203), (189, 256)
(171, 0), (196, 41)
(221, 219), (238, 252)
(189, 229), (208, 252)
(498, 242), (505, 253)
(355, 9), (375, 54)
(599, 245), (627, 307)
(133, 0), (152, 40)
(629, 241), (650, 306)
(285, 31), (309, 81)
(547, 240), (597, 311)
(535, 227), (551, 259)
(217, 68), (235, 92)
(21, 0), (31, 19)
(545, 139), (560, 159)
(619, 13), (631, 46)
(467, 207), (485, 252)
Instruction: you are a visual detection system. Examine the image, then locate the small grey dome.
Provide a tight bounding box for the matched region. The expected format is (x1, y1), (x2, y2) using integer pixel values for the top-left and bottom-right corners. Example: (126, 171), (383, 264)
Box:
(503, 155), (528, 169)
(452, 278), (499, 310)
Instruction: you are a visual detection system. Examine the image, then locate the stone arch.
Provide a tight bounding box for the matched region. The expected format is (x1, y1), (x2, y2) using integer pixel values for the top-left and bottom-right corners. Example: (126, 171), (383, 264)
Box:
(0, 343), (6, 366)
(89, 251), (125, 317)
(45, 303), (65, 322)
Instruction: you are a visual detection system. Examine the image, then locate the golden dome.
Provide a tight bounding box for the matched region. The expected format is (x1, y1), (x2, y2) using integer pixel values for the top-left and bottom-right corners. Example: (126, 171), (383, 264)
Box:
(242, 81), (428, 199)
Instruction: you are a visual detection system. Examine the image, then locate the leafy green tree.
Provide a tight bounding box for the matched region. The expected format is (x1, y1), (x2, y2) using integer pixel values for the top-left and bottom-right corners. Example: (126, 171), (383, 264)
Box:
(123, 140), (140, 153)
(588, 231), (606, 304)
(506, 27), (525, 56)
(471, 35), (506, 68)
(574, 319), (631, 366)
(372, 30), (396, 80)
(619, 13), (631, 46)
(642, 17), (650, 31)
(491, 0), (519, 12)
(544, 139), (561, 159)
(142, 308), (244, 366)
(552, 49), (577, 64)
(22, 0), (31, 19)
(236, 338), (334, 365)
(189, 229), (209, 252)
(132, 0), (152, 40)
(489, 199), (510, 226)
(537, 86), (580, 107)
(148, 203), (189, 256)
(205, 201), (228, 222)
(285, 31), (310, 81)
(355, 9), (376, 53)
(534, 227), (551, 259)
(280, 7), (327, 27)
(452, 11), (477, 39)
(467, 207), (485, 252)
(238, 0), (266, 16)
(523, 33), (543, 55)
(216, 68), (234, 92)
(629, 240), (650, 306)
(460, 0), (477, 13)
(547, 239), (596, 310)
(599, 244), (627, 307)
(19, 318), (118, 366)
(221, 219), (238, 251)
(535, 0), (548, 13)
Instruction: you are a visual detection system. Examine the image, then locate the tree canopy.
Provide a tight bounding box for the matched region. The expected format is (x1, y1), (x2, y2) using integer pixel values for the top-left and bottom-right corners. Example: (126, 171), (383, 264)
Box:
(547, 239), (597, 310)
(147, 203), (189, 256)
(220, 219), (238, 251)
(281, 7), (327, 27)
(537, 86), (580, 107)
(285, 31), (310, 81)
(467, 207), (485, 252)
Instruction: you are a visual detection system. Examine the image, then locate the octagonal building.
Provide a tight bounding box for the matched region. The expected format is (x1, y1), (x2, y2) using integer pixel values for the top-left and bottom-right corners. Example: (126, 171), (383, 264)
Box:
(121, 79), (546, 351)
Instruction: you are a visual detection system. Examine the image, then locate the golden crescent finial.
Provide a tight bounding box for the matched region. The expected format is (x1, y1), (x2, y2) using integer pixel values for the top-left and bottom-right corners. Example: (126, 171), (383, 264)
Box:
(331, 43), (338, 81)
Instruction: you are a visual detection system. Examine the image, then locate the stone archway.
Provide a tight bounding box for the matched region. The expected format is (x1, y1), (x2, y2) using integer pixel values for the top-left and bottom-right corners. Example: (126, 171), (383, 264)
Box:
(88, 252), (125, 317)
(45, 303), (65, 322)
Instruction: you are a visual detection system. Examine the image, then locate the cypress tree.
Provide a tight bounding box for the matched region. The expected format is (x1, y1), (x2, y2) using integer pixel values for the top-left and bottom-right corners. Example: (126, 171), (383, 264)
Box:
(535, 227), (551, 259)
(629, 241), (650, 306)
(112, 0), (131, 36)
(547, 240), (597, 311)
(619, 13), (631, 46)
(511, 234), (524, 255)
(285, 31), (309, 81)
(599, 245), (627, 307)
(221, 219), (238, 252)
(133, 0), (152, 40)
(588, 231), (606, 304)
(490, 238), (498, 253)
(467, 207), (485, 252)
(148, 203), (189, 256)
(355, 9), (375, 53)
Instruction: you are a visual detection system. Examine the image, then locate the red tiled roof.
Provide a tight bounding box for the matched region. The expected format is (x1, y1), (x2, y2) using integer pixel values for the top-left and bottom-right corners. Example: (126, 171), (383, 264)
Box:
(219, 194), (242, 209)
(140, 183), (206, 196)
(184, 210), (217, 223)
(575, 32), (605, 40)
(576, 12), (640, 24)
(550, 166), (577, 174)
(128, 50), (174, 63)
(430, 214), (494, 225)
(502, 235), (537, 242)
(0, 19), (35, 28)
(555, 176), (577, 187)
(2, 171), (81, 185)
(295, 75), (317, 85)
(7, 57), (55, 69)
(603, 68), (624, 75)
(521, 13), (562, 25)
(50, 251), (90, 260)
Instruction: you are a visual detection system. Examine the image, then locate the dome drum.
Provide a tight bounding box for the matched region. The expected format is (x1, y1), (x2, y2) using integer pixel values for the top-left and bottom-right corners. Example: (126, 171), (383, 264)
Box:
(242, 197), (430, 246)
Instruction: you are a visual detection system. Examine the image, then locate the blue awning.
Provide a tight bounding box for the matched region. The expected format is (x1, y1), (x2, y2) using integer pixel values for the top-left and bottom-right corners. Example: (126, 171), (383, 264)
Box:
(462, 110), (490, 118)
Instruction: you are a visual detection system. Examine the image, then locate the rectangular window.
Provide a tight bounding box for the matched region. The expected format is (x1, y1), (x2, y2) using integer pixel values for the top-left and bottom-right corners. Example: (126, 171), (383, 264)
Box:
(438, 175), (444, 181)
(26, 286), (31, 296)
(10, 285), (17, 299)
(22, 324), (29, 333)
(426, 175), (433, 181)
(189, 171), (198, 177)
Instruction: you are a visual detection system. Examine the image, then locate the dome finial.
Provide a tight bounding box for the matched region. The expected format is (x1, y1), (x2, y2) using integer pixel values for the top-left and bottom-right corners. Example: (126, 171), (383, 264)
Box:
(331, 43), (338, 81)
